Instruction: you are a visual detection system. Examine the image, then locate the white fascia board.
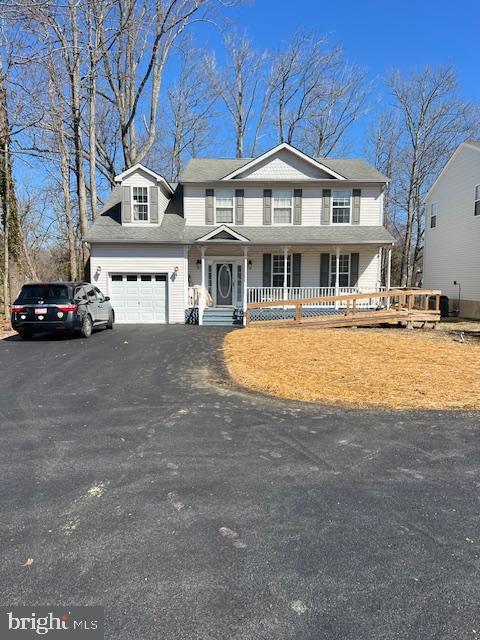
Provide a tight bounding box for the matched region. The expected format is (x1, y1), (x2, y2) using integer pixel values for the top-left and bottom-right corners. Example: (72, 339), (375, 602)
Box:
(114, 163), (174, 194)
(195, 224), (250, 242)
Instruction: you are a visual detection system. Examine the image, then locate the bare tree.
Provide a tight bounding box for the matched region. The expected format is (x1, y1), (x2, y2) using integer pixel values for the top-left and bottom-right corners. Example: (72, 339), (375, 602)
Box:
(268, 31), (368, 156)
(206, 31), (266, 158)
(99, 0), (215, 168)
(386, 66), (478, 286)
(160, 42), (216, 180)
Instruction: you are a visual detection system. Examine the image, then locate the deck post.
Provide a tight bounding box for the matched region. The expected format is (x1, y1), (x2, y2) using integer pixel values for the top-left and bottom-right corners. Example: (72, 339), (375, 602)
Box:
(199, 246), (206, 326)
(335, 246), (340, 310)
(283, 246), (289, 303)
(243, 246), (248, 326)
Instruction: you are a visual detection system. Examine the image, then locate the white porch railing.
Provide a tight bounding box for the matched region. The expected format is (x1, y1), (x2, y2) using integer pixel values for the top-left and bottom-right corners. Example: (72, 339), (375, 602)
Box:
(246, 286), (387, 308)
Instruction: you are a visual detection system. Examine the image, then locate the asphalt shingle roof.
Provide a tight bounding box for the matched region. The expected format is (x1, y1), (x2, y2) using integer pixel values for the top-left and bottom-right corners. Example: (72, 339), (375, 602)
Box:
(86, 212), (394, 246)
(180, 157), (388, 182)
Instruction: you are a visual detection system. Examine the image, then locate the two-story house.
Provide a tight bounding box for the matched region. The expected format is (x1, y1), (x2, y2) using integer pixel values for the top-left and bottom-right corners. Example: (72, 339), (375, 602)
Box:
(423, 140), (480, 319)
(86, 142), (394, 325)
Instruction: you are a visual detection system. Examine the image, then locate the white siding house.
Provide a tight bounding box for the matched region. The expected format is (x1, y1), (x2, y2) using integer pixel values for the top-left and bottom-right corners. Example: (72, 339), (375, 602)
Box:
(424, 141), (480, 319)
(86, 142), (393, 325)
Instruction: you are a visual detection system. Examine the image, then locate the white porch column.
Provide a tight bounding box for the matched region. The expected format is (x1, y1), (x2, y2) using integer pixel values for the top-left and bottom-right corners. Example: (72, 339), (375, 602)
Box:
(335, 246), (340, 310)
(199, 246), (206, 326)
(283, 246), (289, 301)
(386, 246), (392, 309)
(243, 246), (248, 326)
(386, 247), (392, 291)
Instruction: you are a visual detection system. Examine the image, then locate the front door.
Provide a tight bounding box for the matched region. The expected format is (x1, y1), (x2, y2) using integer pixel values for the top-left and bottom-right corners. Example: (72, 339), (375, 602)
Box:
(216, 263), (233, 305)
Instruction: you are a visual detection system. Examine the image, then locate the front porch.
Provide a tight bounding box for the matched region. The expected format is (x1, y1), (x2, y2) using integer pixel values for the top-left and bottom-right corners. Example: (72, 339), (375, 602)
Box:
(186, 243), (392, 326)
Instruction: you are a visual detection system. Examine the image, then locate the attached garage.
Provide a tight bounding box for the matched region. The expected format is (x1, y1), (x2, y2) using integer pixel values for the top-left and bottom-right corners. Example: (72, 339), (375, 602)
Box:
(109, 273), (167, 323)
(89, 244), (187, 324)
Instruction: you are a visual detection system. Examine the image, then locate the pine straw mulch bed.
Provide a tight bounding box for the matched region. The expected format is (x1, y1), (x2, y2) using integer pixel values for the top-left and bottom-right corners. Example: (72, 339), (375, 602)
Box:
(223, 325), (480, 411)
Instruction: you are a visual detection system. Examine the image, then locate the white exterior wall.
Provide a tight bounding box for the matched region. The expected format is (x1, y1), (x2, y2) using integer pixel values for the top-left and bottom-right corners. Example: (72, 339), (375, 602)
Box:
(121, 168), (171, 225)
(90, 243), (187, 323)
(424, 145), (480, 306)
(188, 245), (380, 290)
(183, 185), (383, 227)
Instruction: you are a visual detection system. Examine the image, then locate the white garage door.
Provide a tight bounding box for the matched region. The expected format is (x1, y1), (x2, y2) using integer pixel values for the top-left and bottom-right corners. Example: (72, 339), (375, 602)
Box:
(109, 274), (167, 323)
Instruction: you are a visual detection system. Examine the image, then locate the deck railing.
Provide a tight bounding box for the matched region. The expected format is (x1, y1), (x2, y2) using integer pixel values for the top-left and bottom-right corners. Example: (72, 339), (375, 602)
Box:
(246, 286), (387, 307)
(245, 288), (442, 328)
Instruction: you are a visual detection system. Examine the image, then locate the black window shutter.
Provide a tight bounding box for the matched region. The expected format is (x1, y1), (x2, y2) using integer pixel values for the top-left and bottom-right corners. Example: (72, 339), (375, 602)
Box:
(263, 253), (272, 287)
(350, 253), (359, 286)
(320, 253), (330, 287)
(292, 254), (301, 287)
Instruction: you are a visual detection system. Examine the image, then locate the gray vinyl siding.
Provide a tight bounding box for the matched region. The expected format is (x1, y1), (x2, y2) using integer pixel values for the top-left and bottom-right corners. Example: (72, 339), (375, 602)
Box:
(90, 243), (187, 323)
(424, 144), (480, 305)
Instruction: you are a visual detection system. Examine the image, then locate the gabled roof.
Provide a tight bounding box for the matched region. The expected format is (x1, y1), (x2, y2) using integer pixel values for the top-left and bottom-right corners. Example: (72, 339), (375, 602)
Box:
(114, 163), (174, 194)
(195, 225), (249, 243)
(220, 142), (346, 180)
(181, 153), (388, 183)
(426, 140), (480, 200)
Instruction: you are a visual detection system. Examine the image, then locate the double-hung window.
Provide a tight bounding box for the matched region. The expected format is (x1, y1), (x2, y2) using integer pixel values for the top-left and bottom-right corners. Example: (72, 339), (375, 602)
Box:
(332, 190), (351, 224)
(272, 254), (291, 287)
(133, 187), (149, 221)
(273, 190), (293, 224)
(475, 186), (480, 216)
(430, 203), (438, 228)
(330, 254), (350, 287)
(215, 190), (234, 223)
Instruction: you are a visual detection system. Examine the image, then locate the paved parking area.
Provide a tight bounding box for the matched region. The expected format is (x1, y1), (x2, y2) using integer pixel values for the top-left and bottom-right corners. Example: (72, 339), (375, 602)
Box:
(1, 326), (479, 639)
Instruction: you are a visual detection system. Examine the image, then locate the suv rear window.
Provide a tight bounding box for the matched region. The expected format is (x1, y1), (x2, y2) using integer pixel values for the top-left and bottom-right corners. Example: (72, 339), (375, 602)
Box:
(17, 284), (70, 303)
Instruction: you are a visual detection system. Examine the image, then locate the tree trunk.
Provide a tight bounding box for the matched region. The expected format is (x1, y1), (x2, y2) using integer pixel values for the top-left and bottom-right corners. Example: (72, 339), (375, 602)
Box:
(68, 0), (89, 266)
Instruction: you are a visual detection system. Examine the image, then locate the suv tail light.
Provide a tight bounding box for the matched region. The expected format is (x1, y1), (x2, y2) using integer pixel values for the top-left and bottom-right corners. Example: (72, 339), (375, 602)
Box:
(11, 305), (25, 313)
(56, 304), (78, 312)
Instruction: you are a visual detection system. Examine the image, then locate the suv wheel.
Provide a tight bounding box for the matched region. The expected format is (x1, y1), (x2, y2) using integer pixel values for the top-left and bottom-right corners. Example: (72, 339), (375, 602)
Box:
(18, 330), (33, 340)
(80, 314), (93, 339)
(107, 310), (114, 329)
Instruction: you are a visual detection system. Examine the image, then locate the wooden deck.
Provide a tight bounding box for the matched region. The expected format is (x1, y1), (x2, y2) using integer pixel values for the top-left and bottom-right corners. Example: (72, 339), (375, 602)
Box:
(245, 289), (442, 329)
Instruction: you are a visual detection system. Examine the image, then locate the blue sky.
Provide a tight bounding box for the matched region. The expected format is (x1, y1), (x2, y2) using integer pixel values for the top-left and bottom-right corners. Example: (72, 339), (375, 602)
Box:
(13, 0), (480, 197)
(221, 0), (480, 102)
(186, 0), (480, 159)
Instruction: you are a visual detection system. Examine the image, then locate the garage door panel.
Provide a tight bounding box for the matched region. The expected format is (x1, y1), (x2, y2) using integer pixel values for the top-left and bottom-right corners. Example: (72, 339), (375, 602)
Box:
(109, 274), (167, 323)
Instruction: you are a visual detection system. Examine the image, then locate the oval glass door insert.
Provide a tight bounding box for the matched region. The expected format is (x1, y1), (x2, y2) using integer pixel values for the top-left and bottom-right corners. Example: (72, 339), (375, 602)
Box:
(218, 264), (232, 299)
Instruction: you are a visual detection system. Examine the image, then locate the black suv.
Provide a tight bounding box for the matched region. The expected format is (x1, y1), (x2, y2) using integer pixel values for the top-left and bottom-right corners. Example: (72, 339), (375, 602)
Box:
(11, 282), (115, 339)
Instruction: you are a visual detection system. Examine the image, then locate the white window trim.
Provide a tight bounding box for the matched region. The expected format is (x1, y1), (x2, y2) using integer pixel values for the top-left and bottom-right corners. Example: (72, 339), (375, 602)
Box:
(271, 254), (291, 287)
(430, 202), (438, 228)
(215, 189), (235, 225)
(131, 185), (150, 224)
(329, 253), (351, 287)
(331, 189), (352, 226)
(272, 189), (293, 226)
(475, 185), (480, 216)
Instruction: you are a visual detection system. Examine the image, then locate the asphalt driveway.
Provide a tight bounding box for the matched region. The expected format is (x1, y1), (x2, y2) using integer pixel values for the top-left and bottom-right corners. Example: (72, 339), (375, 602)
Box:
(1, 326), (479, 640)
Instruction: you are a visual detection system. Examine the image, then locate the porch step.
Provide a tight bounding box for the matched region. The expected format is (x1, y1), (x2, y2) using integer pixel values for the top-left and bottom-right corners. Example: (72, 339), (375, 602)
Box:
(202, 307), (243, 327)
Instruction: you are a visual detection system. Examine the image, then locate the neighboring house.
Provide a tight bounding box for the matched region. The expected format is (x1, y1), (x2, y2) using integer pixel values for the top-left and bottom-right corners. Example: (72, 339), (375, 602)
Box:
(423, 140), (480, 319)
(85, 142), (394, 325)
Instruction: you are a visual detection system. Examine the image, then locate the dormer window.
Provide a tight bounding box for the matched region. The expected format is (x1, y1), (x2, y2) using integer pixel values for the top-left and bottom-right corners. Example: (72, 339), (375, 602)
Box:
(133, 186), (149, 221)
(215, 190), (234, 223)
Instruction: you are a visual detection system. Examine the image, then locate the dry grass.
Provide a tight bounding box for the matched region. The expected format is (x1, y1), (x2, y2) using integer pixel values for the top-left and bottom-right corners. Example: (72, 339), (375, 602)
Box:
(224, 327), (480, 410)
